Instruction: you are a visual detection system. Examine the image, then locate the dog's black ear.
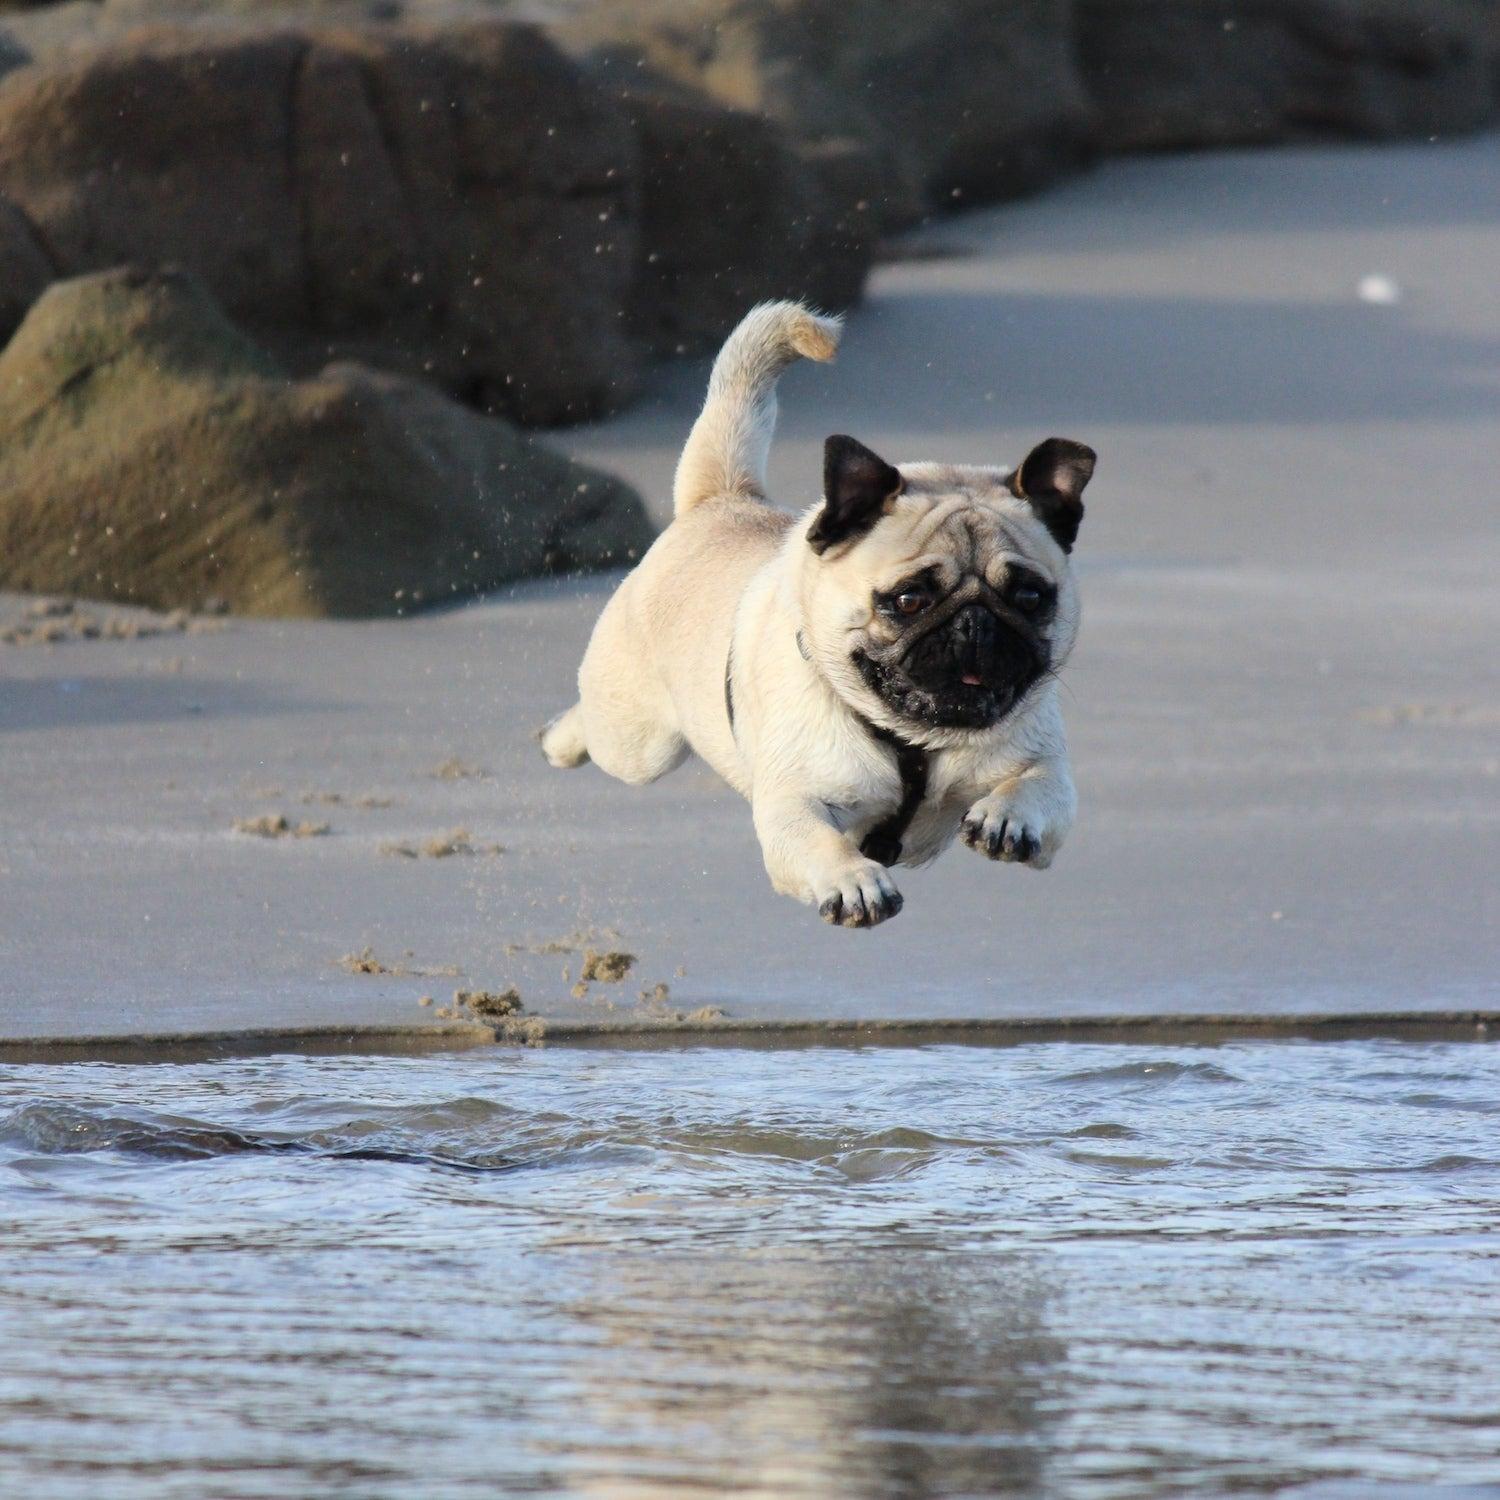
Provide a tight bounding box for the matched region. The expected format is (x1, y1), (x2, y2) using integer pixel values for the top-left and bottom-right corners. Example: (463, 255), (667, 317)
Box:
(809, 435), (903, 555)
(1008, 438), (1095, 552)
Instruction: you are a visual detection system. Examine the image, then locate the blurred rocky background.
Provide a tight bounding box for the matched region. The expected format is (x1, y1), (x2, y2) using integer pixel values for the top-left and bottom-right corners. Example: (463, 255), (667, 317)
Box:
(0, 0), (1496, 615)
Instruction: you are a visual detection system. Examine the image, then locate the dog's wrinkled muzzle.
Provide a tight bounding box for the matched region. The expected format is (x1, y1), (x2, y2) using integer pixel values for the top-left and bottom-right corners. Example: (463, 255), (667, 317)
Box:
(853, 580), (1051, 730)
(901, 600), (1042, 694)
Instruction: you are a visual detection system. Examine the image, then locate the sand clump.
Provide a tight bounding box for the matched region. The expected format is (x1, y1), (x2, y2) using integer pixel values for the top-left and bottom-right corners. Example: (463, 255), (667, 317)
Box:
(430, 759), (490, 781)
(1, 599), (226, 646)
(381, 828), (505, 859)
(496, 1016), (547, 1048)
(427, 987), (545, 1045)
(340, 948), (392, 975)
(452, 987), (523, 1018)
(629, 978), (728, 1025)
(581, 949), (636, 983)
(504, 927), (622, 958)
(234, 813), (330, 839)
(639, 988), (730, 1025)
(300, 791), (396, 809)
(340, 948), (461, 979)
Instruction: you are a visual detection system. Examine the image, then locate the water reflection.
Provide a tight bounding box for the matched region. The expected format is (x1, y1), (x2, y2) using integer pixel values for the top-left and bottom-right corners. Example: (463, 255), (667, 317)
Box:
(558, 1250), (1062, 1499)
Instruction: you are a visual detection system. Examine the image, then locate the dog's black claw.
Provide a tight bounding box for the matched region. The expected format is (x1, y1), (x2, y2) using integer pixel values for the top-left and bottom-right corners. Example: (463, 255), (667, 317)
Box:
(968, 813), (1041, 862)
(822, 884), (902, 928)
(1000, 826), (1039, 862)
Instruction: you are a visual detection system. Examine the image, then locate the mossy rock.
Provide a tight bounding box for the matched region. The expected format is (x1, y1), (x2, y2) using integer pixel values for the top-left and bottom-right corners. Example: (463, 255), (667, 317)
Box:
(0, 267), (654, 618)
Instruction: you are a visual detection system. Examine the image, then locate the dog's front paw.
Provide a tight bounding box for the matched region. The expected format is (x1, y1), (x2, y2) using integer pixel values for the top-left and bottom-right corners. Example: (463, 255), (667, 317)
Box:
(815, 860), (904, 929)
(961, 791), (1069, 869)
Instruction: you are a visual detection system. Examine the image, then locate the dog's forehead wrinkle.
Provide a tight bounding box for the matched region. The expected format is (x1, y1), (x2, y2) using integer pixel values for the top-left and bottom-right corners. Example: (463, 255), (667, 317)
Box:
(900, 493), (971, 554)
(856, 499), (1065, 598)
(874, 551), (958, 589)
(960, 510), (986, 570)
(887, 491), (1001, 561)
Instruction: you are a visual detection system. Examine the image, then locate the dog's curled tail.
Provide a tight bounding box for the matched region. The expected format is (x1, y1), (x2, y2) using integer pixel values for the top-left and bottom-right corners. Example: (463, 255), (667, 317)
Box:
(672, 300), (842, 516)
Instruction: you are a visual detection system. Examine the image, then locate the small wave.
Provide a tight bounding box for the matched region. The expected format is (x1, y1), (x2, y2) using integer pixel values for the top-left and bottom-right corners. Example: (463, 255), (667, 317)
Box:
(1322, 1153), (1496, 1175)
(1394, 1092), (1500, 1115)
(1064, 1149), (1176, 1172)
(1049, 1060), (1243, 1088)
(0, 1102), (518, 1174)
(658, 1122), (991, 1170)
(1063, 1122), (1138, 1140)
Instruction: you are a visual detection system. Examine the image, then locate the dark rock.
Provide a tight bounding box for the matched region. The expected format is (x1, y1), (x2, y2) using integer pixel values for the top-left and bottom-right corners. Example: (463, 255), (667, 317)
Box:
(0, 191), (52, 339)
(0, 268), (654, 618)
(554, 0), (1092, 226)
(1077, 0), (1500, 150)
(0, 21), (643, 425)
(612, 79), (875, 356)
(0, 7), (877, 411)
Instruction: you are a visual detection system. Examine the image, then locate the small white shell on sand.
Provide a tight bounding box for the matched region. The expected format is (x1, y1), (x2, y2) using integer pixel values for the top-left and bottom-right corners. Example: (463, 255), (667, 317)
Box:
(1357, 273), (1401, 305)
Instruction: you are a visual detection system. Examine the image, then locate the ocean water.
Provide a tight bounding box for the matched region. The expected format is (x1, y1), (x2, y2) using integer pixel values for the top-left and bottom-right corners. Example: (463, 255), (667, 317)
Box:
(2, 1038), (1498, 1498)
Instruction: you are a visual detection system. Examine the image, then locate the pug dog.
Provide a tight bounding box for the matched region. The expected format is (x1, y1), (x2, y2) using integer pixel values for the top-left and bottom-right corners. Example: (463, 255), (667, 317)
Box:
(542, 302), (1095, 927)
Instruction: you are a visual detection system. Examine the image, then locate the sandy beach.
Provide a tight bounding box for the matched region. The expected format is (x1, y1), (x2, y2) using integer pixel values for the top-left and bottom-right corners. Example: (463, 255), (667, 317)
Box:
(2, 136), (1497, 1047)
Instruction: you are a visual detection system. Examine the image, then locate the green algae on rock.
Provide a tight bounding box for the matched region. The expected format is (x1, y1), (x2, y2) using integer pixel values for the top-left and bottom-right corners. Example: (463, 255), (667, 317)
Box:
(0, 267), (654, 618)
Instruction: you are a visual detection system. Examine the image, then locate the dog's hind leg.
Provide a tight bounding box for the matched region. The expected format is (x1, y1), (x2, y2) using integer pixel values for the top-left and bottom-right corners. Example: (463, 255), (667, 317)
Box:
(542, 667), (687, 785)
(541, 700), (685, 783)
(574, 680), (688, 786)
(540, 704), (590, 769)
(582, 719), (687, 785)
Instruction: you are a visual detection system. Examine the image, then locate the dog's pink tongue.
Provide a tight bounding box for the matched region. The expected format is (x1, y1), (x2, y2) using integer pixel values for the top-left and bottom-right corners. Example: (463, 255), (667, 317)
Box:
(961, 672), (984, 687)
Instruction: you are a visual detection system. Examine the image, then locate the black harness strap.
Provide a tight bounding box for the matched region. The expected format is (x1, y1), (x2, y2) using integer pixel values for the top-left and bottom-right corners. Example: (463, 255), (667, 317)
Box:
(723, 640), (930, 868)
(857, 719), (929, 867)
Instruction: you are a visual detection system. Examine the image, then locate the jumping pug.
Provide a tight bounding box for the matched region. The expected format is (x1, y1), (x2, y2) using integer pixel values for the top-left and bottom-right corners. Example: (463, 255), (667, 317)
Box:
(542, 302), (1095, 928)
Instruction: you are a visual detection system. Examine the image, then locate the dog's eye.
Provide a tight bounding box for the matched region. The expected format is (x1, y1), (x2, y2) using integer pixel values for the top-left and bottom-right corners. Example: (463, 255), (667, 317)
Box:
(894, 591), (929, 616)
(1012, 586), (1042, 612)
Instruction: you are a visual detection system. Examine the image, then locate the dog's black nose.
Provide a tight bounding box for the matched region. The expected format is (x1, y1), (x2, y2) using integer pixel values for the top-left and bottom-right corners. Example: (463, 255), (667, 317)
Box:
(948, 604), (998, 674)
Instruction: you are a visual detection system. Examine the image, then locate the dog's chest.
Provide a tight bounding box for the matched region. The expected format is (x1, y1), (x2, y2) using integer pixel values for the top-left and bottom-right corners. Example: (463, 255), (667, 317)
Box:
(892, 764), (973, 864)
(894, 792), (970, 864)
(825, 749), (970, 867)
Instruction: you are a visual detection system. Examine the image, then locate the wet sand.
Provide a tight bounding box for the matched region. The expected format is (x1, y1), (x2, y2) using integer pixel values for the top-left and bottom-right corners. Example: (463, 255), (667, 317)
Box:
(1, 137), (1496, 1044)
